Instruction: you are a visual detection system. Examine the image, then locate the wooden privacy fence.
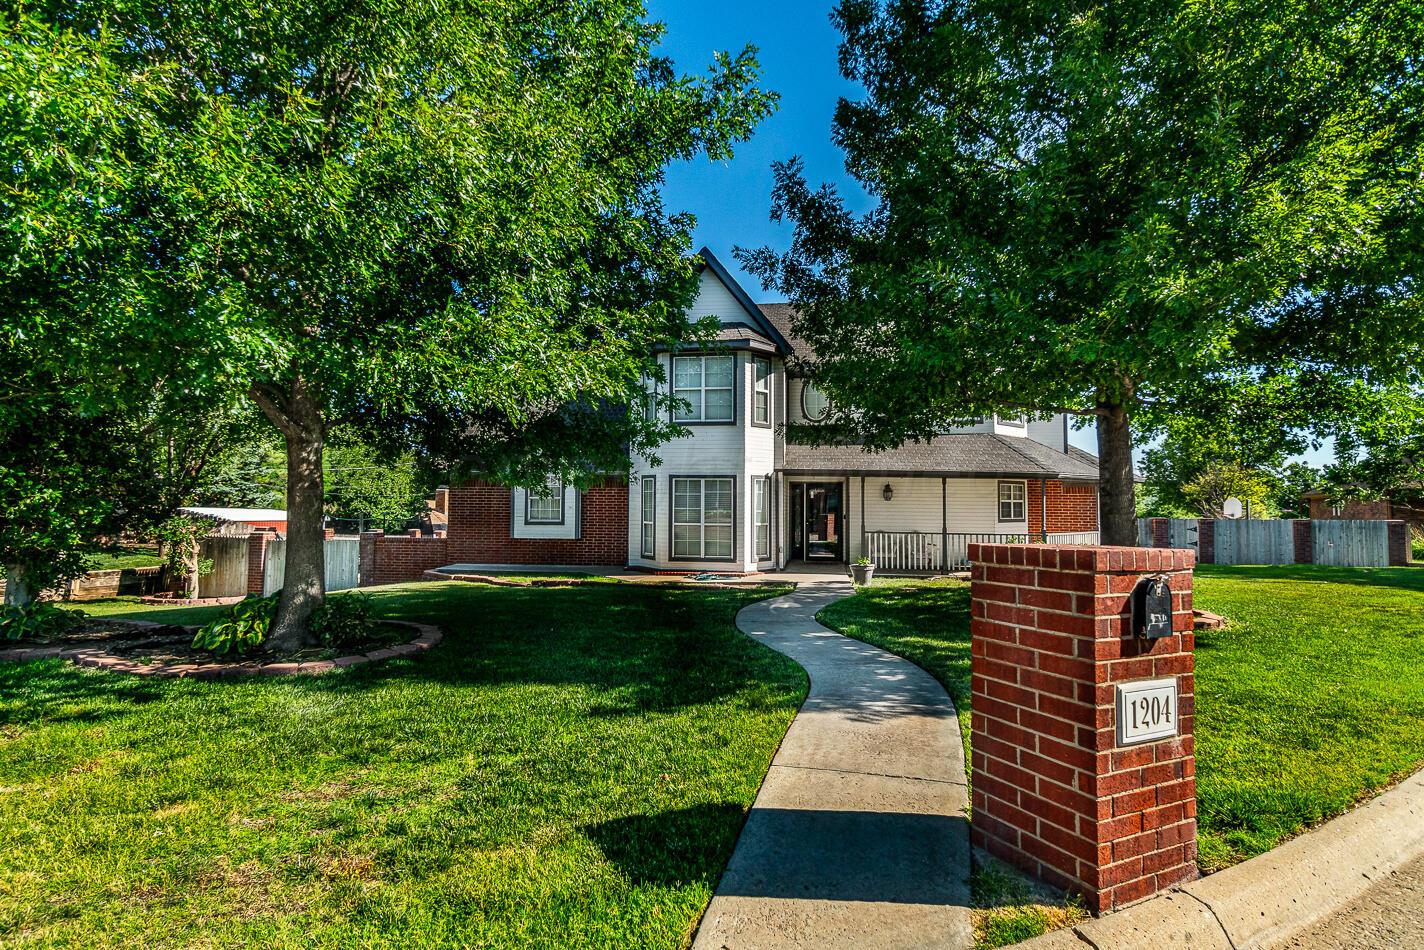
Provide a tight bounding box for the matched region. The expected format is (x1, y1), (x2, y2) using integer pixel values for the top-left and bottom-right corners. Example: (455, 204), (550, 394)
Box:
(198, 536), (250, 598)
(1212, 518), (1294, 565)
(1313, 519), (1393, 567)
(1137, 517), (1407, 568)
(261, 538), (361, 595)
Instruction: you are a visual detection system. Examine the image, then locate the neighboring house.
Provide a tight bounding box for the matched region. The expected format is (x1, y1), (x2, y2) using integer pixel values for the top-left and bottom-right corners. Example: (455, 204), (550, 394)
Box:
(1301, 490), (1423, 532)
(181, 506), (288, 536)
(372, 250), (1101, 578)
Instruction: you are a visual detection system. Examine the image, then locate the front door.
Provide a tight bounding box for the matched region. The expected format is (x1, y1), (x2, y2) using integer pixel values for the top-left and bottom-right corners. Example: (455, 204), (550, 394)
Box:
(790, 483), (844, 561)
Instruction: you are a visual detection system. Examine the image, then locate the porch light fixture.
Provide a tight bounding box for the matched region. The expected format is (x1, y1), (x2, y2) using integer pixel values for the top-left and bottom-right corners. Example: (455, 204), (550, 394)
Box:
(882, 483), (894, 502)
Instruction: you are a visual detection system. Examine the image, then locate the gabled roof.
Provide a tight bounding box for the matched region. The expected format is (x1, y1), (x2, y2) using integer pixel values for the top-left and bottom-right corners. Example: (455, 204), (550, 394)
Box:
(696, 247), (794, 355)
(782, 434), (1101, 481)
(757, 302), (812, 361)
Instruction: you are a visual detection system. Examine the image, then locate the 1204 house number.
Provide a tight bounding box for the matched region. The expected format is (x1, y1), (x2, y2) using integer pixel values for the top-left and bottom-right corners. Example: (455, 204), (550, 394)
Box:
(1115, 678), (1179, 746)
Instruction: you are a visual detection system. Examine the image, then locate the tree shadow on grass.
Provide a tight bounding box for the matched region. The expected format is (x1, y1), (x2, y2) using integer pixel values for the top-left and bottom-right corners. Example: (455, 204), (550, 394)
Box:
(583, 801), (749, 888)
(0, 660), (169, 727)
(2, 584), (807, 724)
(1196, 563), (1424, 595)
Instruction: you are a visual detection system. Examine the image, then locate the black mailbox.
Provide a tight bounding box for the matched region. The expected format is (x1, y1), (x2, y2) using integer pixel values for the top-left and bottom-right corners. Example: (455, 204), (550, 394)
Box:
(1130, 575), (1174, 639)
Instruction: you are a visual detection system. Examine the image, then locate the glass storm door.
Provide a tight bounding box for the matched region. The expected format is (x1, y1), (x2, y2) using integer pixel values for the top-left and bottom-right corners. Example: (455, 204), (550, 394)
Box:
(804, 483), (843, 561)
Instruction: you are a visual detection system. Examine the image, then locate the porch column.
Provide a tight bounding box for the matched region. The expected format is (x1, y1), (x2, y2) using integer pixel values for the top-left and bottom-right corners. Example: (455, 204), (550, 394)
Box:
(941, 476), (949, 573)
(860, 476), (867, 563)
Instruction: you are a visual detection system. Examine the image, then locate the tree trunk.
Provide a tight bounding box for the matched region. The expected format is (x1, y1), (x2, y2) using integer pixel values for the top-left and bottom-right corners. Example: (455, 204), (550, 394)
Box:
(1097, 402), (1138, 546)
(3, 564), (33, 609)
(253, 378), (326, 651)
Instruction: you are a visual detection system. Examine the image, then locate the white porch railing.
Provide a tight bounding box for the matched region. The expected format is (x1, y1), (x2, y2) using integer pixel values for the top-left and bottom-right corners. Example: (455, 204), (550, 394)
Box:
(866, 530), (1102, 573)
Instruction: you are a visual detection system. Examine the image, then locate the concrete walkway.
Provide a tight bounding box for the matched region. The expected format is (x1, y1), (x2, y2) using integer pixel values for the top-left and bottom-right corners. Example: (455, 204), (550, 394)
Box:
(693, 580), (973, 950)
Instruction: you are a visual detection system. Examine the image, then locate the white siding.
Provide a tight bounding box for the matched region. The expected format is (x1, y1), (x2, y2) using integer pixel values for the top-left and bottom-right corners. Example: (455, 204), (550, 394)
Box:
(1028, 417), (1067, 452)
(627, 267), (781, 572)
(511, 485), (581, 539)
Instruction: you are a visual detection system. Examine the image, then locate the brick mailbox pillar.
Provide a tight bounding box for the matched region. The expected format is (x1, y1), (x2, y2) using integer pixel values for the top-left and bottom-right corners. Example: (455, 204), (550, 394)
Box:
(968, 544), (1197, 912)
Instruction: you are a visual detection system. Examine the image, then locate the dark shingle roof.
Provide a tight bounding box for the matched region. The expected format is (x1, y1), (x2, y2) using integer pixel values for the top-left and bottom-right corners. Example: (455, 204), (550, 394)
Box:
(782, 434), (1101, 480)
(757, 303), (813, 362)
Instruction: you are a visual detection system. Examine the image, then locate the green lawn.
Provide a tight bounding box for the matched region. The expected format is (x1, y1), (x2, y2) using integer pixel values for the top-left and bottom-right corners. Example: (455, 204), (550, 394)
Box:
(818, 565), (1424, 945)
(1, 582), (804, 949)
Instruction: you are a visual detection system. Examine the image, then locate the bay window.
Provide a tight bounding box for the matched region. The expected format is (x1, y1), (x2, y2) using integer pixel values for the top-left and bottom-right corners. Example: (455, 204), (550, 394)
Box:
(672, 477), (734, 559)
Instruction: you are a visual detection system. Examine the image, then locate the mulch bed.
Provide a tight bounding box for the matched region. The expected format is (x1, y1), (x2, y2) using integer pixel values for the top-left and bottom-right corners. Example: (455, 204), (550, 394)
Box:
(0, 618), (441, 679)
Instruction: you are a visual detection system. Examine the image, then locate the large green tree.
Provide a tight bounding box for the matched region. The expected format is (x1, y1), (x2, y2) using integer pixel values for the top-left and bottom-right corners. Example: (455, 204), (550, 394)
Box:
(6, 4), (773, 646)
(741, 0), (1424, 544)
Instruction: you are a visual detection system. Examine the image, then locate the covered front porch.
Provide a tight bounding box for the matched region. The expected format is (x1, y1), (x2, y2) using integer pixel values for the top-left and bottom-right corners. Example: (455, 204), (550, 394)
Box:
(780, 474), (1101, 574)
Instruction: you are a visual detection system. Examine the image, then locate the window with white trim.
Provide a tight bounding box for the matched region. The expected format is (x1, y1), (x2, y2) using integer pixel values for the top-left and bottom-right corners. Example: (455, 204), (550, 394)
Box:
(801, 382), (830, 422)
(673, 355), (734, 422)
(998, 481), (1026, 522)
(754, 477), (771, 559)
(641, 477), (656, 558)
(996, 414), (1027, 428)
(672, 477), (734, 559)
(753, 358), (771, 425)
(526, 476), (564, 524)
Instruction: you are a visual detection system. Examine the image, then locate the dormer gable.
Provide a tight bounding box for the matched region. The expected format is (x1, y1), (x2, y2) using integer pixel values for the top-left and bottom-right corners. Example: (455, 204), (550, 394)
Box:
(687, 247), (793, 355)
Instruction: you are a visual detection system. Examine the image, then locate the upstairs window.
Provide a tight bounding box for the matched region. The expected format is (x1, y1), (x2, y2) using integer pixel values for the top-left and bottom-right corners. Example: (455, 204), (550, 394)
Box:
(998, 481), (1026, 522)
(801, 382), (830, 422)
(673, 355), (735, 422)
(753, 358), (772, 425)
(526, 476), (564, 524)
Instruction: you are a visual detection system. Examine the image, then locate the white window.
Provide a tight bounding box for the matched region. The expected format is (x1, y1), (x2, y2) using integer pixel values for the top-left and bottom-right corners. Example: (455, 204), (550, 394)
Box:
(641, 477), (655, 558)
(998, 481), (1026, 522)
(526, 476), (564, 524)
(996, 414), (1027, 428)
(672, 477), (734, 559)
(801, 382), (830, 422)
(673, 355), (735, 422)
(754, 477), (771, 559)
(753, 358), (771, 425)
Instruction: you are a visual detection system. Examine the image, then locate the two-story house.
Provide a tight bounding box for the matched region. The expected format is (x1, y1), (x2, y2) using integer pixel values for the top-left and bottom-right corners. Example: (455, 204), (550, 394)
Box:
(361, 250), (1101, 583)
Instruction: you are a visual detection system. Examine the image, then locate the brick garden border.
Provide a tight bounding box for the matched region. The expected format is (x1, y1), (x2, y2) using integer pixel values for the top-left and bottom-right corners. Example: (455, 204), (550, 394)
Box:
(0, 619), (442, 679)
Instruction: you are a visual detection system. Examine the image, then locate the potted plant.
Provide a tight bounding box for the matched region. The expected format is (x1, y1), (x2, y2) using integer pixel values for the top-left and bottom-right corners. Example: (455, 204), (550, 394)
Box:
(851, 556), (875, 586)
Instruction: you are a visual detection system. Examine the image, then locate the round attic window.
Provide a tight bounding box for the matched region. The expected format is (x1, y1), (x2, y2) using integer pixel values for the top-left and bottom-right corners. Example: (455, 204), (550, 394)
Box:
(801, 383), (830, 422)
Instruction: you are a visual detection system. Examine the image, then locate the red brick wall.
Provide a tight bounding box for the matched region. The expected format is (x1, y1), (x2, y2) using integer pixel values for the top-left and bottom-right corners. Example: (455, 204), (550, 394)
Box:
(969, 544), (1197, 913)
(1388, 521), (1409, 566)
(1308, 497), (1393, 520)
(247, 530), (275, 595)
(1293, 520), (1313, 564)
(359, 478), (630, 585)
(1028, 481), (1100, 536)
(362, 533), (451, 586)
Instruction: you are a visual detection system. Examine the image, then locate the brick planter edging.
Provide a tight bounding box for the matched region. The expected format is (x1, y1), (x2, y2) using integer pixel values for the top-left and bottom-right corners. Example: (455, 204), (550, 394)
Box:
(0, 620), (442, 679)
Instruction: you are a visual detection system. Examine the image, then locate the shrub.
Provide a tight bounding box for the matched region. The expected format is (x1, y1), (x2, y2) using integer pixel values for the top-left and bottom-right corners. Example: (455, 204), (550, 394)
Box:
(192, 594), (277, 655)
(0, 603), (86, 641)
(311, 593), (375, 648)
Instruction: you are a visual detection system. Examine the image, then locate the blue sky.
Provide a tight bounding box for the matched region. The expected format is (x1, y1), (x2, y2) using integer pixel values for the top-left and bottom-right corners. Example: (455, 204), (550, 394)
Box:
(647, 0), (869, 301)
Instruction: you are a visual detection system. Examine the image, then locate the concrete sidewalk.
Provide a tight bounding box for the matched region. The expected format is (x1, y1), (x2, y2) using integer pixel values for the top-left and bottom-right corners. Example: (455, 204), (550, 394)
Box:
(693, 580), (973, 950)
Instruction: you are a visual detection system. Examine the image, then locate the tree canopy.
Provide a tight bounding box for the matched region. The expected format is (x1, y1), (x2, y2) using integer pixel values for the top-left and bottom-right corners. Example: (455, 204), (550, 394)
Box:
(4, 3), (774, 644)
(741, 0), (1424, 544)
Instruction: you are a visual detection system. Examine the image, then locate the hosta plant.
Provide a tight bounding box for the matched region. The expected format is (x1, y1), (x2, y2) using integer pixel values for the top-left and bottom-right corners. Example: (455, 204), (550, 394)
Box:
(192, 594), (278, 655)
